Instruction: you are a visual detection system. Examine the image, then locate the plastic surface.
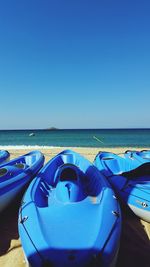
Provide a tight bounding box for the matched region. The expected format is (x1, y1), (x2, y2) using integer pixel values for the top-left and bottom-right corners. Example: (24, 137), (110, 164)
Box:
(0, 150), (44, 211)
(125, 149), (150, 163)
(94, 151), (150, 222)
(0, 150), (10, 164)
(19, 150), (121, 267)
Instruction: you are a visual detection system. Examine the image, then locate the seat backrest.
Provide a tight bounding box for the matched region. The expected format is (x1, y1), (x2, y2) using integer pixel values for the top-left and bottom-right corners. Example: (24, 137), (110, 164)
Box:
(59, 166), (78, 182)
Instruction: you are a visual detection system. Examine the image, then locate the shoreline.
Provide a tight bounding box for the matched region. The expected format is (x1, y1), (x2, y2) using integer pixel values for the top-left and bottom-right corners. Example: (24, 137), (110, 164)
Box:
(6, 146), (150, 163)
(1, 145), (150, 150)
(0, 147), (150, 266)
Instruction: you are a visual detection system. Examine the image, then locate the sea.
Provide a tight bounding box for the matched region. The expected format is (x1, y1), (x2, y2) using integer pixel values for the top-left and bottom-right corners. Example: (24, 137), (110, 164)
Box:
(0, 129), (150, 149)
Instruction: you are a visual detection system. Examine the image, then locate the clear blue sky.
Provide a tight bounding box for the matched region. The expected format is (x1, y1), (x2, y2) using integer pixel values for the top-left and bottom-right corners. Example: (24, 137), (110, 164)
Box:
(0, 0), (150, 129)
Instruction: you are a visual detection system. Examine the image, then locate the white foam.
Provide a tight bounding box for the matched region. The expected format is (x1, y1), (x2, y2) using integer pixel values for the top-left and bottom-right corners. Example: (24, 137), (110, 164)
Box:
(0, 145), (58, 150)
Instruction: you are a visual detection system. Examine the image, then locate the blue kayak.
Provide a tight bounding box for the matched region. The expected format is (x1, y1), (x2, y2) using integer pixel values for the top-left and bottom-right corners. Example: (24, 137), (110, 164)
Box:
(19, 149), (121, 267)
(0, 150), (44, 212)
(0, 150), (10, 164)
(125, 149), (150, 163)
(94, 151), (150, 222)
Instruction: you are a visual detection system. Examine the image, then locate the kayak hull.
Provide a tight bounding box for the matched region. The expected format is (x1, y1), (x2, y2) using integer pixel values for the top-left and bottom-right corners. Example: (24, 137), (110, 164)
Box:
(19, 150), (121, 267)
(94, 151), (150, 222)
(0, 150), (44, 212)
(0, 150), (10, 165)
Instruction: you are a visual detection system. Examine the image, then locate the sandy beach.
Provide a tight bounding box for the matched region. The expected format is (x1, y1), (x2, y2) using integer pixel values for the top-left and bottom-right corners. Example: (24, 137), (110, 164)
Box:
(0, 147), (150, 267)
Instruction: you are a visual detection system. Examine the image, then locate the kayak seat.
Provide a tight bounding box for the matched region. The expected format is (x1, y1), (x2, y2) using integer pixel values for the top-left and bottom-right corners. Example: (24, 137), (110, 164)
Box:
(0, 166), (25, 182)
(60, 167), (77, 181)
(0, 168), (7, 177)
(35, 162), (103, 206)
(55, 165), (86, 202)
(15, 163), (26, 169)
(103, 158), (122, 175)
(53, 164), (79, 185)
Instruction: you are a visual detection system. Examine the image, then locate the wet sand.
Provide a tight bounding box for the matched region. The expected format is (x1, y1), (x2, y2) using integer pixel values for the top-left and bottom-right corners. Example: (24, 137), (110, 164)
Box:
(0, 147), (150, 267)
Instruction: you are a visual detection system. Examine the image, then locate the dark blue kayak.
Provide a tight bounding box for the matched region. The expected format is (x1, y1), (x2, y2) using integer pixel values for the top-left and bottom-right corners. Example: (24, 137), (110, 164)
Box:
(0, 150), (10, 164)
(19, 149), (121, 267)
(0, 150), (44, 212)
(94, 151), (150, 222)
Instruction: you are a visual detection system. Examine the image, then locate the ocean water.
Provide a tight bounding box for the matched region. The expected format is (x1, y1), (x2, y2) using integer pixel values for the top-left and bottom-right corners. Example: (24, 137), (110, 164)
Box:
(0, 129), (150, 148)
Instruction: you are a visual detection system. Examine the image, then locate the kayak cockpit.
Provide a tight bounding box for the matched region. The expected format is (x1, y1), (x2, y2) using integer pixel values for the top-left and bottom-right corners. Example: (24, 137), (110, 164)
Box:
(0, 151), (44, 183)
(54, 164), (87, 202)
(0, 164), (29, 183)
(35, 162), (104, 207)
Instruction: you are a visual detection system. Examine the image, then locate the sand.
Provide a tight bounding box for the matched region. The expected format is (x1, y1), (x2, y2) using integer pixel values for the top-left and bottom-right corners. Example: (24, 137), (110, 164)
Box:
(0, 147), (150, 267)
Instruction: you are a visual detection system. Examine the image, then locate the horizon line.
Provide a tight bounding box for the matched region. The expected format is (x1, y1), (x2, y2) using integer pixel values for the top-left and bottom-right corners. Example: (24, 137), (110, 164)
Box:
(0, 127), (150, 131)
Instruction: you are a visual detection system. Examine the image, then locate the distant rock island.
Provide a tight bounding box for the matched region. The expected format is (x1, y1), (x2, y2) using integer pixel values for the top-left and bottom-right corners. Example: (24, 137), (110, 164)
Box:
(46, 127), (59, 131)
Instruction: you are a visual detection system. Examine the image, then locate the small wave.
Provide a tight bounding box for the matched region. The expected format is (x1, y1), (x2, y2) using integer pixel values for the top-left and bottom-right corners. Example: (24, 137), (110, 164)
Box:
(0, 145), (58, 150)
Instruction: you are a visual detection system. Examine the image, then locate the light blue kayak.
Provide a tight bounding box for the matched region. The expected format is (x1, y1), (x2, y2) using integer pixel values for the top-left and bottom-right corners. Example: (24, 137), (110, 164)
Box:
(125, 149), (150, 163)
(0, 150), (10, 164)
(19, 150), (121, 267)
(94, 151), (150, 222)
(0, 150), (44, 212)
